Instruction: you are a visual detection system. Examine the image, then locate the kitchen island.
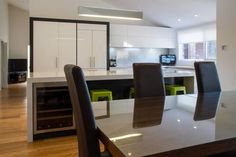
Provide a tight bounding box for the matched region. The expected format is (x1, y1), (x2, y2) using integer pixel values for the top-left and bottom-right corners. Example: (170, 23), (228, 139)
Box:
(27, 68), (195, 142)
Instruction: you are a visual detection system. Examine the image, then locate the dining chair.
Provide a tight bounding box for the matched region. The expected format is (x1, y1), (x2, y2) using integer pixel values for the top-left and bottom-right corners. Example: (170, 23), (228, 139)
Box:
(193, 63), (236, 157)
(64, 64), (111, 157)
(133, 63), (165, 98)
(194, 62), (221, 93)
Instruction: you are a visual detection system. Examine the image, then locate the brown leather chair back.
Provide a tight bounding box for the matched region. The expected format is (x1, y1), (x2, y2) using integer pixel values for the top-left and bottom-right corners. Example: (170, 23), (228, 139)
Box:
(133, 63), (165, 98)
(194, 62), (221, 93)
(64, 65), (101, 157)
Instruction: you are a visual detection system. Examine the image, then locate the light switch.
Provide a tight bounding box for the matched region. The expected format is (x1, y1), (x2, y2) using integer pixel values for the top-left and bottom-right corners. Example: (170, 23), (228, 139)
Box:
(222, 45), (227, 51)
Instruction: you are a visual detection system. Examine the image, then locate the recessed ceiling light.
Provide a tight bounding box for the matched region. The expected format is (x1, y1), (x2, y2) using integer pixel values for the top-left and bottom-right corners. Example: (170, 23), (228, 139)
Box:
(194, 14), (199, 17)
(177, 18), (181, 22)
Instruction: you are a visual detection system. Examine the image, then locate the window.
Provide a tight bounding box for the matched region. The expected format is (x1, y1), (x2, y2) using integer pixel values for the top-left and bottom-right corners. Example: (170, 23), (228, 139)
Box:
(206, 41), (216, 59)
(178, 24), (216, 60)
(179, 41), (216, 60)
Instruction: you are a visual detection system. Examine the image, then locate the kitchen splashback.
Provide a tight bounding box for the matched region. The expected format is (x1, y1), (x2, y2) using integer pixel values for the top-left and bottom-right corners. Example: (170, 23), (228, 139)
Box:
(110, 48), (168, 68)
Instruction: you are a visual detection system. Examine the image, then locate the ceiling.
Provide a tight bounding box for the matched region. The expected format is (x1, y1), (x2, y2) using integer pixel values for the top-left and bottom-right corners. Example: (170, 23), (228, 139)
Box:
(8, 0), (29, 11)
(8, 0), (216, 29)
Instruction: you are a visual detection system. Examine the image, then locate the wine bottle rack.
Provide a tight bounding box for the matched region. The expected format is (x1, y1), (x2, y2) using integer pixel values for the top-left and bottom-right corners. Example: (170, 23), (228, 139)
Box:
(33, 82), (75, 135)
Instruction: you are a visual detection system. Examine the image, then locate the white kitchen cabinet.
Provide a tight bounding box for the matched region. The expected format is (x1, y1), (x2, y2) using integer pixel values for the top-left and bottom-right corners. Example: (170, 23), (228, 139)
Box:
(77, 24), (107, 69)
(33, 21), (58, 73)
(93, 30), (107, 69)
(33, 21), (108, 72)
(110, 24), (176, 48)
(110, 35), (127, 47)
(58, 23), (77, 72)
(33, 21), (76, 72)
(77, 30), (92, 69)
(110, 24), (127, 47)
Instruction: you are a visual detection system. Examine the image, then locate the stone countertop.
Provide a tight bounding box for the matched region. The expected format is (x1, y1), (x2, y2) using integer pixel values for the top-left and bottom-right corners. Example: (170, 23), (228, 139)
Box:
(27, 68), (195, 84)
(162, 65), (195, 70)
(110, 65), (195, 70)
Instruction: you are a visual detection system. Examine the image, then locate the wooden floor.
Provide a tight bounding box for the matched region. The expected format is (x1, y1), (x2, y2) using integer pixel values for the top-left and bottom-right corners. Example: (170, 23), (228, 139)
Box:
(0, 83), (90, 157)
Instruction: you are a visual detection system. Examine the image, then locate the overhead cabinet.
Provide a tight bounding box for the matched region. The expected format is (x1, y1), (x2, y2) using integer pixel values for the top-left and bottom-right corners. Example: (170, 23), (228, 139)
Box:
(110, 24), (128, 47)
(77, 24), (107, 69)
(33, 21), (76, 73)
(32, 19), (108, 72)
(110, 24), (176, 48)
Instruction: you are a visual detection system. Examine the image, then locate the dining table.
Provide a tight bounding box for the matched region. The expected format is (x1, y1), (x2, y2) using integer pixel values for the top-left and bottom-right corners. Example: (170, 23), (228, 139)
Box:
(93, 91), (236, 157)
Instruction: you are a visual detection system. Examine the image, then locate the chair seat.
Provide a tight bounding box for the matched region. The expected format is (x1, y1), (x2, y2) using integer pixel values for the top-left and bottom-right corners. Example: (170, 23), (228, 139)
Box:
(129, 87), (135, 98)
(90, 89), (113, 102)
(166, 85), (186, 95)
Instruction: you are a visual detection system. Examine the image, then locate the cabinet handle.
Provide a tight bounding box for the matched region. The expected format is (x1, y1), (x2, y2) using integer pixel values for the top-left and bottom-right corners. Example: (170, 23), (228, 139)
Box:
(55, 57), (58, 68)
(89, 57), (92, 68)
(91, 57), (95, 68)
(93, 57), (96, 68)
(89, 57), (95, 68)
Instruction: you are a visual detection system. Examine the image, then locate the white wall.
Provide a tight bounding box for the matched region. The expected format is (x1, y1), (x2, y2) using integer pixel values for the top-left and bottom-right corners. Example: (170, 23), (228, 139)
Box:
(0, 0), (9, 42)
(9, 5), (29, 59)
(217, 0), (236, 91)
(29, 0), (155, 26)
(0, 0), (9, 89)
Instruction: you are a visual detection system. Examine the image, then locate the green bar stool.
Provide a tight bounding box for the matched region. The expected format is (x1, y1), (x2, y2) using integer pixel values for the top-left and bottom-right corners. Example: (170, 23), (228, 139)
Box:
(90, 89), (113, 102)
(129, 87), (135, 98)
(166, 85), (186, 95)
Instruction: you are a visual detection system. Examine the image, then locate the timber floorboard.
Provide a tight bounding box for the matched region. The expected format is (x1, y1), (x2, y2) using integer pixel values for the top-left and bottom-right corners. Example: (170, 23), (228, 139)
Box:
(0, 83), (104, 157)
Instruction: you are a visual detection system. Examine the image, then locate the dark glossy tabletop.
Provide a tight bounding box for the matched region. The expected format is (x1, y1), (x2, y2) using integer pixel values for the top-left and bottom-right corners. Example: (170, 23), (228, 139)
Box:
(93, 91), (236, 157)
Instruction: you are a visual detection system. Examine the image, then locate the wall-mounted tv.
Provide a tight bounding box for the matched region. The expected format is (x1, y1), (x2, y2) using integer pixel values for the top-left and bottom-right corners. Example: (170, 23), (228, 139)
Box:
(160, 54), (176, 66)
